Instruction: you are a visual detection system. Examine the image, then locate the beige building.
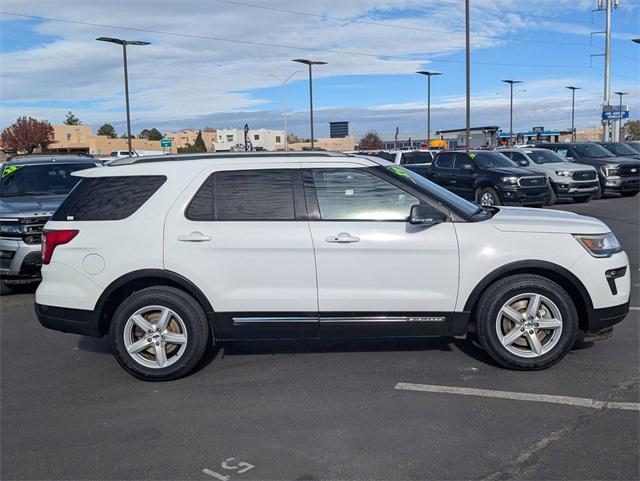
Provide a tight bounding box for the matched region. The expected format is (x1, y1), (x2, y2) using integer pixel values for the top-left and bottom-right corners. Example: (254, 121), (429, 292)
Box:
(163, 129), (217, 151)
(288, 136), (358, 152)
(48, 125), (168, 156)
(215, 128), (285, 151)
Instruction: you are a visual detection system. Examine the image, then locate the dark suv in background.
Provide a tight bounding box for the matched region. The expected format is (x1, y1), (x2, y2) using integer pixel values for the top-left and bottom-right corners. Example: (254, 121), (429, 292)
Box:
(0, 155), (100, 294)
(596, 142), (640, 160)
(537, 142), (639, 198)
(428, 150), (549, 207)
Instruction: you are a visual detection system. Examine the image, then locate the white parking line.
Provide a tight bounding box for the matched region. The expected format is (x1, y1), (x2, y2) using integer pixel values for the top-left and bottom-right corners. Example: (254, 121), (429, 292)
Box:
(630, 307), (640, 311)
(394, 383), (639, 411)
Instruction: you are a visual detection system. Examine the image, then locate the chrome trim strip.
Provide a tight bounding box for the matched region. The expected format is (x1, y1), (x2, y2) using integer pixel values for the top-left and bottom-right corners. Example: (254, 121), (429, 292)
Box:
(232, 317), (319, 325)
(320, 316), (446, 323)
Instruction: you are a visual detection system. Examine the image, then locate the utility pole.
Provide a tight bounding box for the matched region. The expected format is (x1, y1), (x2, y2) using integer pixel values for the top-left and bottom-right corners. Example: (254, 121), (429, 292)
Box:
(417, 71), (442, 149)
(594, 0), (620, 141)
(293, 59), (327, 150)
(271, 71), (300, 151)
(464, 0), (471, 153)
(566, 87), (581, 142)
(502, 80), (522, 146)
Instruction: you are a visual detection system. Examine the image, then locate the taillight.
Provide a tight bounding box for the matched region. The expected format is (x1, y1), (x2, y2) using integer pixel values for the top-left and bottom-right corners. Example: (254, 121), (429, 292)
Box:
(42, 229), (79, 265)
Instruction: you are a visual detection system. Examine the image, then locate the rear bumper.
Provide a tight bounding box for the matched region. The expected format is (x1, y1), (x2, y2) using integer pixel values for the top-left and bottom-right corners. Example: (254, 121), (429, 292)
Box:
(586, 301), (629, 335)
(35, 303), (103, 337)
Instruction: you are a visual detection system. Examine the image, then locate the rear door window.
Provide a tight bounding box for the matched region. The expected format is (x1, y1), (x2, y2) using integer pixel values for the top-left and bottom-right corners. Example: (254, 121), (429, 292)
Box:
(186, 169), (298, 221)
(435, 153), (454, 168)
(51, 176), (166, 221)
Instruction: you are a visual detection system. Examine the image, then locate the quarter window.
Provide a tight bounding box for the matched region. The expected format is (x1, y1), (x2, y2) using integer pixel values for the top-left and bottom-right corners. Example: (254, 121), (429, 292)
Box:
(311, 169), (419, 221)
(435, 153), (454, 169)
(186, 169), (296, 221)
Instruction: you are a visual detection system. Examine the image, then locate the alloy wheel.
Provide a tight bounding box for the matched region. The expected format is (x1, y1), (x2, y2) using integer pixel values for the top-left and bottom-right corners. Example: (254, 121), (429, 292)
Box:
(480, 192), (496, 206)
(495, 293), (563, 358)
(123, 305), (188, 369)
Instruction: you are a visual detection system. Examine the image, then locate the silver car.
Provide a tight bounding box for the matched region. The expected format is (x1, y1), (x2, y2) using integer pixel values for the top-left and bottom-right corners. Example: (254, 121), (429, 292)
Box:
(501, 148), (599, 205)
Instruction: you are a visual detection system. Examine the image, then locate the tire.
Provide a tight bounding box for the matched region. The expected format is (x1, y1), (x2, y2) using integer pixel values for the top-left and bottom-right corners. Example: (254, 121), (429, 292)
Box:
(573, 195), (592, 203)
(476, 187), (502, 207)
(475, 274), (578, 370)
(620, 190), (639, 198)
(592, 183), (603, 200)
(0, 280), (13, 296)
(546, 186), (557, 206)
(110, 286), (210, 381)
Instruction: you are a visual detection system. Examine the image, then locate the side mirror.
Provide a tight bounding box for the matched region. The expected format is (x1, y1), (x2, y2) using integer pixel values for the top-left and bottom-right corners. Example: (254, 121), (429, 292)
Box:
(409, 205), (447, 226)
(517, 159), (529, 166)
(461, 163), (474, 172)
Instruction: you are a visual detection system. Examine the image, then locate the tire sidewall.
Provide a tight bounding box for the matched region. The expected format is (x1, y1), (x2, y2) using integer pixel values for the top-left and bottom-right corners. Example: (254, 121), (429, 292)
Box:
(477, 277), (578, 369)
(110, 289), (208, 380)
(477, 187), (501, 206)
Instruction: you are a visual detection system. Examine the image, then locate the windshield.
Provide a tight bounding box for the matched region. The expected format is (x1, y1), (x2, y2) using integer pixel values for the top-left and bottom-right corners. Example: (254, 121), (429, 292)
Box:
(384, 165), (483, 218)
(526, 150), (566, 164)
(573, 143), (616, 158)
(628, 142), (640, 154)
(471, 152), (517, 169)
(0, 163), (95, 196)
(599, 143), (638, 157)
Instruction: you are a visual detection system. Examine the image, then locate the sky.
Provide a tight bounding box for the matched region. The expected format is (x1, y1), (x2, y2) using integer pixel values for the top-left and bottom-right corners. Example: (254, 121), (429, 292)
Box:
(0, 0), (639, 140)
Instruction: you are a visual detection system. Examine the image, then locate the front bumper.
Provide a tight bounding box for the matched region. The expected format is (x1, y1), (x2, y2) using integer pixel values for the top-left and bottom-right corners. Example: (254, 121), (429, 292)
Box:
(602, 176), (639, 193)
(552, 181), (599, 198)
(497, 187), (549, 206)
(35, 303), (104, 337)
(586, 301), (629, 335)
(0, 237), (42, 281)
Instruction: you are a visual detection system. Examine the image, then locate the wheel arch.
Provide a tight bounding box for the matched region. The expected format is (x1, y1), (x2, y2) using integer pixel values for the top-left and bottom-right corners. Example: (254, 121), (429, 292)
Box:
(461, 260), (594, 333)
(93, 269), (216, 337)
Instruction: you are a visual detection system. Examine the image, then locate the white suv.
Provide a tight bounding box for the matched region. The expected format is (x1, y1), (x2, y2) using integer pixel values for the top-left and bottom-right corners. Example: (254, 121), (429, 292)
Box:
(36, 152), (631, 380)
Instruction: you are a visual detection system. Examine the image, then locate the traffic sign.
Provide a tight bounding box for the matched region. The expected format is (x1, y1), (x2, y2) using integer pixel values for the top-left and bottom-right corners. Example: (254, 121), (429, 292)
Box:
(602, 111), (629, 120)
(160, 138), (172, 148)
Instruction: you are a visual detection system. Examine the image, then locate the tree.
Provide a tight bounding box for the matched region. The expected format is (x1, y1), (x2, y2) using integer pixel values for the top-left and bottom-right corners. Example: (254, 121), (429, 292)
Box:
(194, 130), (207, 151)
(0, 116), (54, 153)
(359, 131), (383, 150)
(139, 128), (151, 139)
(624, 120), (640, 141)
(148, 128), (163, 141)
(63, 111), (81, 125)
(97, 123), (117, 138)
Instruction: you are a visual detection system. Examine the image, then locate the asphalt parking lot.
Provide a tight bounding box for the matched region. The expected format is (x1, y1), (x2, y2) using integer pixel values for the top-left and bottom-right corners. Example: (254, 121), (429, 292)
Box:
(1, 196), (638, 481)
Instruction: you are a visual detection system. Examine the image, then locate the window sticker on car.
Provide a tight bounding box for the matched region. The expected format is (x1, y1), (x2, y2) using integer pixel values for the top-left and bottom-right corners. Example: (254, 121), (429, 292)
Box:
(387, 166), (416, 183)
(2, 165), (23, 177)
(468, 153), (477, 159)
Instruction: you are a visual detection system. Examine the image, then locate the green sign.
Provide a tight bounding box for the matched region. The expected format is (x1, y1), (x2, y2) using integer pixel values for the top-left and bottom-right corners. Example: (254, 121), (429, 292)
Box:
(160, 138), (172, 148)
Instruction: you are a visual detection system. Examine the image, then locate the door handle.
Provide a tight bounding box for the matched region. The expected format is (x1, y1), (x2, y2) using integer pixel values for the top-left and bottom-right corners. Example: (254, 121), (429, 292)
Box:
(325, 232), (360, 243)
(177, 231), (212, 242)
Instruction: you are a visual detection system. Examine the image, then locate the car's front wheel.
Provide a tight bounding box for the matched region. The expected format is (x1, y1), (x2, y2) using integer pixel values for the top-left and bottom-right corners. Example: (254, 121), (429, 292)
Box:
(476, 187), (502, 207)
(110, 286), (210, 381)
(475, 274), (578, 370)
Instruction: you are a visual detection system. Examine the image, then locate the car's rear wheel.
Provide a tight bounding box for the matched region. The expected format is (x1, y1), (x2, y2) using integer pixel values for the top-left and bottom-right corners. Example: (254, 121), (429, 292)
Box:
(110, 286), (210, 381)
(475, 274), (578, 370)
(477, 187), (501, 207)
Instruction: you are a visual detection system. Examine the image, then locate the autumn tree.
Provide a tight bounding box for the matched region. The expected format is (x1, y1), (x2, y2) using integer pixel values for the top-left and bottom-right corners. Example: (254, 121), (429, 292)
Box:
(359, 131), (383, 150)
(97, 123), (117, 138)
(64, 111), (81, 125)
(624, 120), (640, 141)
(0, 116), (55, 153)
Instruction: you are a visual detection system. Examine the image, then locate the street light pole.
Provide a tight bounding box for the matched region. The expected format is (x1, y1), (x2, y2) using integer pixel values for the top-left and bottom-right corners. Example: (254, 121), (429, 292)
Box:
(502, 80), (523, 145)
(96, 37), (150, 156)
(464, 0), (471, 153)
(271, 71), (300, 151)
(417, 71), (442, 149)
(293, 59), (327, 150)
(614, 91), (628, 141)
(566, 86), (581, 142)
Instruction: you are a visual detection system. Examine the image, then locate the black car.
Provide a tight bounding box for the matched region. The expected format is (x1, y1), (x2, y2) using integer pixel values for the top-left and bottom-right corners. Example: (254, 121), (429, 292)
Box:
(536, 142), (639, 198)
(596, 142), (640, 159)
(427, 150), (549, 207)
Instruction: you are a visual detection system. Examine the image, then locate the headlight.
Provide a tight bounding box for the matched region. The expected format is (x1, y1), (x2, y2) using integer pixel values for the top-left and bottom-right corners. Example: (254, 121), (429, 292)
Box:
(501, 176), (519, 185)
(602, 166), (619, 176)
(0, 221), (24, 235)
(574, 233), (622, 258)
(555, 170), (572, 177)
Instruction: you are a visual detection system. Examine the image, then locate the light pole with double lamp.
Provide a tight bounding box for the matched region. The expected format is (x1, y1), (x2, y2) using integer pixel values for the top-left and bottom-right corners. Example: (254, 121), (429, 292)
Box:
(501, 80), (523, 145)
(416, 71), (442, 149)
(292, 59), (327, 150)
(566, 86), (581, 142)
(613, 91), (628, 141)
(96, 37), (150, 156)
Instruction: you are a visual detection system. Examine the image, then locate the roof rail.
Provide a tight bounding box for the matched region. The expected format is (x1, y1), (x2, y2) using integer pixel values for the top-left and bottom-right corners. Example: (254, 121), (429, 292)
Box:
(111, 151), (353, 166)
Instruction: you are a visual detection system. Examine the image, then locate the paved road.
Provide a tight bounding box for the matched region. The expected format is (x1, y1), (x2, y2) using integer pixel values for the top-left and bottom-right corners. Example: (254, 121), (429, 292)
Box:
(2, 196), (639, 481)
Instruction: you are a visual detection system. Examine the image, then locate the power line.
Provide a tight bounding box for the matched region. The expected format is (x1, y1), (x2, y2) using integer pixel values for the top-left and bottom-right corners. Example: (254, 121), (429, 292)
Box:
(0, 11), (595, 70)
(209, 0), (591, 47)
